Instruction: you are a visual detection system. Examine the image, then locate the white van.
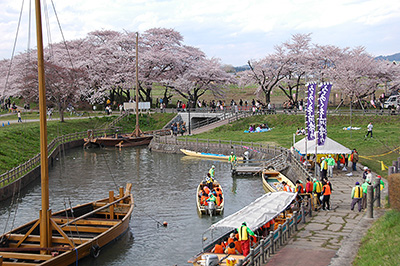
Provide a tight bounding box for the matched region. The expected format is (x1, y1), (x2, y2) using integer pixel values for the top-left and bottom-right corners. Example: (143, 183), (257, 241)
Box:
(383, 95), (400, 109)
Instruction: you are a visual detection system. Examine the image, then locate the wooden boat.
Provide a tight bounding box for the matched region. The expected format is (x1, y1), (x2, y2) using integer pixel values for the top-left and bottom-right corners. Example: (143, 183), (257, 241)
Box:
(83, 32), (152, 149)
(196, 181), (224, 217)
(0, 184), (134, 265)
(181, 149), (244, 161)
(261, 169), (295, 193)
(0, 2), (134, 265)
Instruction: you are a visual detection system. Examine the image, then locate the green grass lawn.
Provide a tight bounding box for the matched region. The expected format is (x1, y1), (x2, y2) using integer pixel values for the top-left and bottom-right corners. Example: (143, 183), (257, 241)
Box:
(353, 210), (400, 266)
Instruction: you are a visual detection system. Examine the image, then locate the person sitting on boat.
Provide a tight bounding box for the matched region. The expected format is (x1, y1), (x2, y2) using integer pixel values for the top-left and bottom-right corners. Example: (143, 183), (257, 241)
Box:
(282, 181), (293, 192)
(207, 193), (217, 205)
(225, 242), (240, 255)
(203, 183), (211, 195)
(295, 180), (304, 193)
(200, 193), (209, 206)
(211, 240), (225, 254)
(233, 237), (243, 254)
(238, 222), (255, 257)
(205, 173), (214, 190)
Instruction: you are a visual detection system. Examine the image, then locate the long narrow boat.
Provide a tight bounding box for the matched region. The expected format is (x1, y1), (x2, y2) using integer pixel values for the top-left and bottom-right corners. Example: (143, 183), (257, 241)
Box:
(0, 1), (134, 265)
(261, 169), (295, 193)
(188, 192), (298, 265)
(0, 184), (134, 265)
(196, 182), (224, 217)
(181, 149), (244, 161)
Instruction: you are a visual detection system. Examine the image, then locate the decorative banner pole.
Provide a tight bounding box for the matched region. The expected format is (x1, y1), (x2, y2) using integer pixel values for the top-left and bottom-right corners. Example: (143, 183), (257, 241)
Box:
(306, 82), (316, 174)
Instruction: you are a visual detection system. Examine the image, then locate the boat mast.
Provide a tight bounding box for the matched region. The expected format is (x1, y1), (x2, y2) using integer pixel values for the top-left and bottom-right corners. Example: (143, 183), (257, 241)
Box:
(35, 0), (51, 252)
(134, 32), (140, 137)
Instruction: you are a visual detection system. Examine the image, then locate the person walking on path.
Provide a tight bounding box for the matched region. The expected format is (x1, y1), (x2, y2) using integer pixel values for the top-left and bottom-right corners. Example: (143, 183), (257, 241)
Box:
(313, 178), (323, 208)
(351, 182), (363, 212)
(361, 178), (371, 210)
(238, 222), (255, 257)
(327, 155), (335, 178)
(17, 111), (22, 122)
(365, 122), (373, 138)
(350, 149), (359, 171)
(321, 179), (332, 210)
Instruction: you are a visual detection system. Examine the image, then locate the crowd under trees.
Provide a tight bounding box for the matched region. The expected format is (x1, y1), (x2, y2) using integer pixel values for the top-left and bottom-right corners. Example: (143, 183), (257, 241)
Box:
(1, 29), (399, 121)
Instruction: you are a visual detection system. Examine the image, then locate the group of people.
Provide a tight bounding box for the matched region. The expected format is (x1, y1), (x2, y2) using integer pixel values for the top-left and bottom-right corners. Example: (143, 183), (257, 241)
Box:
(247, 124), (269, 133)
(295, 128), (306, 135)
(351, 167), (385, 212)
(211, 222), (258, 257)
(170, 121), (187, 136)
(198, 166), (223, 207)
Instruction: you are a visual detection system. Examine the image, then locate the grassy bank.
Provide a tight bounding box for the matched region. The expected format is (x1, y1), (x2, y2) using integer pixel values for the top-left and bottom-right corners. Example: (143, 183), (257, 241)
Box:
(353, 210), (400, 266)
(191, 113), (400, 177)
(0, 113), (175, 174)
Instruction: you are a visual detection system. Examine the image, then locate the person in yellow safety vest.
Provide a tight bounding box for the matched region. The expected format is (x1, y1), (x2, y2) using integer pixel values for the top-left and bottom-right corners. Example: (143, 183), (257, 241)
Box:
(320, 157), (328, 179)
(351, 182), (363, 212)
(228, 152), (238, 169)
(313, 178), (323, 207)
(374, 175), (385, 191)
(238, 222), (255, 257)
(209, 165), (215, 178)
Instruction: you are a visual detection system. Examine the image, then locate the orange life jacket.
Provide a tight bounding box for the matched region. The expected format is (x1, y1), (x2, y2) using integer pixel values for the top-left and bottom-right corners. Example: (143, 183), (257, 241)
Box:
(201, 195), (208, 206)
(213, 244), (224, 253)
(227, 237), (234, 245)
(296, 183), (304, 193)
(323, 184), (331, 195)
(204, 186), (210, 195)
(226, 247), (237, 255)
(234, 241), (242, 254)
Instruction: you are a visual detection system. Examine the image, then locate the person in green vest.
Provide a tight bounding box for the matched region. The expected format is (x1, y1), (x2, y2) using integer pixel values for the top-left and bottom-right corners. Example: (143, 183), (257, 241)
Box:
(228, 152), (237, 169)
(351, 182), (363, 212)
(209, 165), (215, 178)
(361, 178), (371, 209)
(238, 222), (255, 257)
(326, 155), (336, 178)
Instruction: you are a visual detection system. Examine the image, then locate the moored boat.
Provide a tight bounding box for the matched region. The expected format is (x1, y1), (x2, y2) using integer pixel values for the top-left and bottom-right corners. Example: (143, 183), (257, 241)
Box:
(261, 169), (295, 193)
(181, 149), (244, 161)
(196, 181), (224, 217)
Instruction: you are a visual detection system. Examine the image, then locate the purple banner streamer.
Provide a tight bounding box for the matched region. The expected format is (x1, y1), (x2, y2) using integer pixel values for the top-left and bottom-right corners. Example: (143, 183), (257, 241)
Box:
(306, 82), (316, 141)
(317, 83), (332, 146)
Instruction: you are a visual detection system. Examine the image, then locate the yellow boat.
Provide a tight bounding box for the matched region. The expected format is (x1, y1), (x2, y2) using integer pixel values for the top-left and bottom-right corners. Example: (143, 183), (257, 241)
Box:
(180, 149), (243, 161)
(261, 169), (295, 193)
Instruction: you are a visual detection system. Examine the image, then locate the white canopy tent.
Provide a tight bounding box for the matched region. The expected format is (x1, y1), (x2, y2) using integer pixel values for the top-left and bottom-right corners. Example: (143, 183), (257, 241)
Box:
(209, 192), (297, 232)
(293, 136), (352, 155)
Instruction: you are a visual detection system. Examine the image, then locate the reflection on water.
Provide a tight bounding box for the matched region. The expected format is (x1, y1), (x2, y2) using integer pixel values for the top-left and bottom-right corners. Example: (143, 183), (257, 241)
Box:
(0, 147), (265, 265)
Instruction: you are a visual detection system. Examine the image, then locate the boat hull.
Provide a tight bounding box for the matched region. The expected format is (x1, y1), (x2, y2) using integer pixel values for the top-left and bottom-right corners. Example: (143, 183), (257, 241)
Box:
(84, 135), (153, 148)
(196, 182), (224, 216)
(0, 186), (134, 266)
(262, 170), (295, 193)
(181, 149), (243, 161)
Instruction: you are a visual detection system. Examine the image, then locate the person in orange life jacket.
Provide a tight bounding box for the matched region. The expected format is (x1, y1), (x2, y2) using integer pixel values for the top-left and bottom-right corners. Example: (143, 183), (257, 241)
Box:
(238, 222), (255, 257)
(200, 193), (209, 206)
(313, 178), (323, 207)
(227, 233), (235, 245)
(351, 182), (363, 212)
(211, 240), (225, 253)
(282, 181), (293, 192)
(321, 179), (332, 210)
(295, 180), (304, 193)
(225, 242), (239, 255)
(203, 184), (210, 195)
(323, 177), (333, 192)
(305, 177), (313, 193)
(233, 237), (242, 254)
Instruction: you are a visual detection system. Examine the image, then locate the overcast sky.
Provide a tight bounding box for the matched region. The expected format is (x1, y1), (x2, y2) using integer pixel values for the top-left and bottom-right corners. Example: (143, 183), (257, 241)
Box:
(0, 0), (399, 66)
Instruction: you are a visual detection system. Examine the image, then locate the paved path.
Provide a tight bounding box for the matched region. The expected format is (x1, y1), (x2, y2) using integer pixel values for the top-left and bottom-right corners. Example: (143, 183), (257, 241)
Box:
(264, 167), (387, 266)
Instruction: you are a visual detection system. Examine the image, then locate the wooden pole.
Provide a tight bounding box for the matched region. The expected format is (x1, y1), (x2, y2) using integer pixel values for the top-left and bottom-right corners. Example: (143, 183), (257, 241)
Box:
(134, 32), (140, 137)
(35, 0), (50, 253)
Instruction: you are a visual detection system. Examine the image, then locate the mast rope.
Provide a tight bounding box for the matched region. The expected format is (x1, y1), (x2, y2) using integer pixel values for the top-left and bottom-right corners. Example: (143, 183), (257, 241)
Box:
(102, 154), (120, 192)
(1, 0), (26, 98)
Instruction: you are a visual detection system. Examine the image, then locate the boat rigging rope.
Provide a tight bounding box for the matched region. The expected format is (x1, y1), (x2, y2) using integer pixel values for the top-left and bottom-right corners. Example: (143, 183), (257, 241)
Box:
(102, 154), (120, 192)
(1, 0), (26, 97)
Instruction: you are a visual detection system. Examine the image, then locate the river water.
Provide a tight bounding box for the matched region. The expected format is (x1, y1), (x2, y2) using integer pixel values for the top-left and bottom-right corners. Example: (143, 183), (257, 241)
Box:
(0, 147), (265, 266)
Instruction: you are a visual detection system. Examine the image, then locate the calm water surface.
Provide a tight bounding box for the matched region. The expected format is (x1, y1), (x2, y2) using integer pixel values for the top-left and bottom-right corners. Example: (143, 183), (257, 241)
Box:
(0, 147), (265, 265)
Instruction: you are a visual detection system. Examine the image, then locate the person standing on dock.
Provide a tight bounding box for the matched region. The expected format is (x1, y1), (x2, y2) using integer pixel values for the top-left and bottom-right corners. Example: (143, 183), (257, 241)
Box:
(228, 152), (237, 169)
(238, 222), (255, 257)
